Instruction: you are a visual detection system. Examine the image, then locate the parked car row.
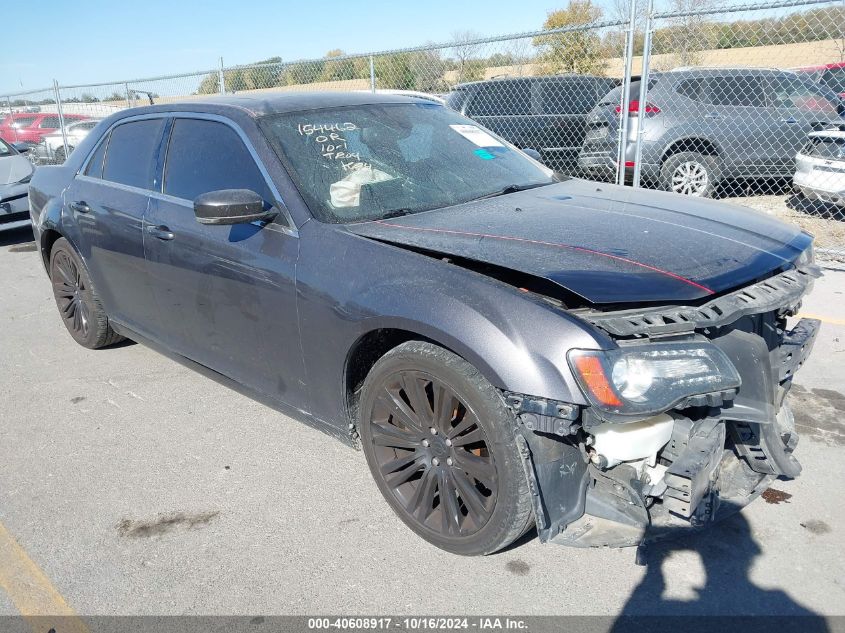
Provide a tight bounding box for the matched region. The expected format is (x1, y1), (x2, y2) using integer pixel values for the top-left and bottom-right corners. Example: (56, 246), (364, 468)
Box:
(0, 112), (89, 146)
(28, 118), (101, 165)
(446, 67), (845, 200)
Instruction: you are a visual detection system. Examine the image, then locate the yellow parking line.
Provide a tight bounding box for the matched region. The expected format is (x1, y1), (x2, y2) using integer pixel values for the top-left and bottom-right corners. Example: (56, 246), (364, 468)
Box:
(799, 313), (845, 327)
(0, 520), (89, 633)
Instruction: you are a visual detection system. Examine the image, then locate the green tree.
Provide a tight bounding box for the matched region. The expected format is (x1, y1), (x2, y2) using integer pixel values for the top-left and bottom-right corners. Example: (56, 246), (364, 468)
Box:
(534, 1), (606, 75)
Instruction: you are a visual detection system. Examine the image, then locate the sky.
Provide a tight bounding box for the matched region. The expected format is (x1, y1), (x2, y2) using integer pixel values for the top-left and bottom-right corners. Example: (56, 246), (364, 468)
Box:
(0, 0), (594, 95)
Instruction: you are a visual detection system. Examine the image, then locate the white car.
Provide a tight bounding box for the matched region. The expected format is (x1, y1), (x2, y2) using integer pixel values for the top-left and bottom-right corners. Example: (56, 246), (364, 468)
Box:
(794, 125), (845, 206)
(0, 138), (34, 230)
(30, 118), (100, 165)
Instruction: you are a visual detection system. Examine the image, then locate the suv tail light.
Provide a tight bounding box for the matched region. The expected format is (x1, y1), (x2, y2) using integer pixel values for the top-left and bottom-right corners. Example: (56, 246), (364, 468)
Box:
(615, 100), (661, 117)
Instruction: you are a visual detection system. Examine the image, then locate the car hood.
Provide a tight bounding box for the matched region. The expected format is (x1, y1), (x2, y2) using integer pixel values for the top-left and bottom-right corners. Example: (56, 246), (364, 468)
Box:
(0, 154), (33, 187)
(346, 179), (812, 304)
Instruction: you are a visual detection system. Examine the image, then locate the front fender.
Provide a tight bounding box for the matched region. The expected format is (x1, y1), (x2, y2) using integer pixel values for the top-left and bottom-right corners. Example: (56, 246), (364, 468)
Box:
(296, 223), (611, 428)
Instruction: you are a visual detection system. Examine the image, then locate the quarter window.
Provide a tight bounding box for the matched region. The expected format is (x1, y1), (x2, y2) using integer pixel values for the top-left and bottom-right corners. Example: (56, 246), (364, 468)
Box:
(163, 118), (272, 203)
(101, 119), (165, 190)
(84, 133), (110, 178)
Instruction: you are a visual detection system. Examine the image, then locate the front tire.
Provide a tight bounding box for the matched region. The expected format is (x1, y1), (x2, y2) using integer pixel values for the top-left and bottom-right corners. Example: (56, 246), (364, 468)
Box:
(49, 237), (124, 349)
(358, 341), (533, 555)
(660, 151), (719, 198)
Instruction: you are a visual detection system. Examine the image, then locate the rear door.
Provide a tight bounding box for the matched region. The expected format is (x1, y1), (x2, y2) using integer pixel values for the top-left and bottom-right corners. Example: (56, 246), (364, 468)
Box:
(701, 74), (774, 177)
(143, 116), (306, 410)
(66, 117), (166, 335)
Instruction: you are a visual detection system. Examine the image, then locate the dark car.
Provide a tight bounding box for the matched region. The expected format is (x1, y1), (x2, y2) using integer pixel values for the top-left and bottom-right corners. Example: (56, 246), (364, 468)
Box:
(29, 92), (819, 555)
(579, 68), (844, 197)
(446, 75), (619, 172)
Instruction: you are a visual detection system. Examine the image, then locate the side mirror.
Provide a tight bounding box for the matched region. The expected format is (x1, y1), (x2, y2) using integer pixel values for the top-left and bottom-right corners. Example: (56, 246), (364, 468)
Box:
(193, 189), (276, 225)
(522, 147), (542, 161)
(11, 142), (31, 154)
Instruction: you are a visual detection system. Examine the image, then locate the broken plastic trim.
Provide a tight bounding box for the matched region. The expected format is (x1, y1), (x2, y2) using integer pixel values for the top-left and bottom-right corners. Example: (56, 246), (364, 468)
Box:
(578, 265), (821, 338)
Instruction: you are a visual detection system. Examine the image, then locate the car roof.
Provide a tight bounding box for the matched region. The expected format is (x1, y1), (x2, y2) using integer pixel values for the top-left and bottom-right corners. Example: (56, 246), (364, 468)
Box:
(452, 74), (615, 90)
(796, 61), (845, 71)
(113, 91), (428, 119)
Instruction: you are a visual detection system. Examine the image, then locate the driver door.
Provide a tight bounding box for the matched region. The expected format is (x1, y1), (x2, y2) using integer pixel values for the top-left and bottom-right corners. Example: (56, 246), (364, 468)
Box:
(143, 116), (307, 412)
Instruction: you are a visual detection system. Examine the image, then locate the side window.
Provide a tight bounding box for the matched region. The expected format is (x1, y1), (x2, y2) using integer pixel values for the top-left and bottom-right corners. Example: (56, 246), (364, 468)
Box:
(84, 133), (110, 178)
(767, 74), (839, 115)
(102, 119), (165, 190)
(706, 76), (766, 107)
(163, 118), (273, 204)
(467, 83), (531, 116)
(39, 116), (62, 129)
(11, 116), (37, 129)
(676, 78), (706, 102)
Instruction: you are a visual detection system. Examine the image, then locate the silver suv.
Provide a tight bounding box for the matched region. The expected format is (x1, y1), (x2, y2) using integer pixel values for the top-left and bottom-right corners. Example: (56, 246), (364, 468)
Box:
(578, 68), (844, 197)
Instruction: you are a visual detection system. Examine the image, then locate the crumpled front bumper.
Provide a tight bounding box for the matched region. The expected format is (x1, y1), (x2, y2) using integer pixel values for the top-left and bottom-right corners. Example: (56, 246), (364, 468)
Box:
(515, 316), (820, 548)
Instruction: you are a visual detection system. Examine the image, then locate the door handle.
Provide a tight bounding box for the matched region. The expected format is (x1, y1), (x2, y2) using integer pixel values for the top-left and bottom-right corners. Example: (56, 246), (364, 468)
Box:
(704, 113), (721, 120)
(780, 117), (797, 124)
(69, 200), (90, 213)
(145, 225), (175, 241)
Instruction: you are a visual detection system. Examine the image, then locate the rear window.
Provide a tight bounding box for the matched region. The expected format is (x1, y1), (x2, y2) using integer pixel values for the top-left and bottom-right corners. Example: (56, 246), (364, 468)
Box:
(804, 136), (845, 159)
(466, 82), (531, 116)
(102, 119), (165, 190)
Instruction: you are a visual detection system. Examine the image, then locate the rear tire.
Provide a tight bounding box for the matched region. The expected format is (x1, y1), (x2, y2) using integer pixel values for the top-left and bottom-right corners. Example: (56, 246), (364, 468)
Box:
(660, 151), (719, 198)
(49, 237), (124, 349)
(358, 341), (533, 556)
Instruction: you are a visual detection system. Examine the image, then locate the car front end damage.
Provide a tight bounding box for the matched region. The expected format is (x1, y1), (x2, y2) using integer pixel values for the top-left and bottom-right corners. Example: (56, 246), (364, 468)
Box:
(508, 263), (821, 547)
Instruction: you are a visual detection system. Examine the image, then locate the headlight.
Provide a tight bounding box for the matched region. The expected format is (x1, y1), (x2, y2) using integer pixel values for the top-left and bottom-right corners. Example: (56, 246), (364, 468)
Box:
(795, 243), (814, 267)
(568, 341), (740, 418)
(18, 173), (32, 184)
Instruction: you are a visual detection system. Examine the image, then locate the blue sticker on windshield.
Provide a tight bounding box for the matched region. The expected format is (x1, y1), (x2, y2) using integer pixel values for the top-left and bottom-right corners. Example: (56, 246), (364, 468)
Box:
(474, 148), (496, 160)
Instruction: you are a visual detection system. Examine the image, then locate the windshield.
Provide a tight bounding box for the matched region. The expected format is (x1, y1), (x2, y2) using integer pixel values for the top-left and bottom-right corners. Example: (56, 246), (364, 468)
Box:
(259, 103), (555, 223)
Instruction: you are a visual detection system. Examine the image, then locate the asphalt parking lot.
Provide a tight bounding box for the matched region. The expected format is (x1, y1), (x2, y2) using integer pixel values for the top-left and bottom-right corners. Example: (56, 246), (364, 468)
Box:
(1, 223), (844, 620)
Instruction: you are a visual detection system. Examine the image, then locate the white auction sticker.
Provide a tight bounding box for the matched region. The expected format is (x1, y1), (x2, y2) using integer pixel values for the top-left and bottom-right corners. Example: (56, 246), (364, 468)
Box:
(449, 124), (504, 148)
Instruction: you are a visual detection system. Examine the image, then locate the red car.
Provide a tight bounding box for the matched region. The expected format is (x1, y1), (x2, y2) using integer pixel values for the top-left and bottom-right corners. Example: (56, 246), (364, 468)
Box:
(0, 112), (87, 145)
(794, 61), (845, 99)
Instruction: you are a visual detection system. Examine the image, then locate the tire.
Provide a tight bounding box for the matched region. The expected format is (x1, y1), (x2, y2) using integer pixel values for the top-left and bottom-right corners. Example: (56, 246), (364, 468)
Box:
(49, 237), (124, 349)
(660, 151), (720, 198)
(54, 145), (73, 164)
(358, 341), (533, 556)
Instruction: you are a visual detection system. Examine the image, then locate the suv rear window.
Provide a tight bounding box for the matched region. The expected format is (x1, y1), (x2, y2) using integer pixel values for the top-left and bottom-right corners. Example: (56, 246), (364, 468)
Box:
(102, 119), (165, 190)
(466, 82), (531, 116)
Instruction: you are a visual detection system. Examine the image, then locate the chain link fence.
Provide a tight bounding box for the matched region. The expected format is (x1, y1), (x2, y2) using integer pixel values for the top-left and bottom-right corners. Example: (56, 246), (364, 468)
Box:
(2, 0), (843, 256)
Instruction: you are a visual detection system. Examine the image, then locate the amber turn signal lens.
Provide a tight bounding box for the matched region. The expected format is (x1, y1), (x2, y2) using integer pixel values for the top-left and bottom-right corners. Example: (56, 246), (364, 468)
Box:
(572, 355), (623, 407)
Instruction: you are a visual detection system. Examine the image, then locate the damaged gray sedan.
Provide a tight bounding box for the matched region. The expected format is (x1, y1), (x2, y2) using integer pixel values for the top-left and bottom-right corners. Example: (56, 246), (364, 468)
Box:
(28, 93), (819, 555)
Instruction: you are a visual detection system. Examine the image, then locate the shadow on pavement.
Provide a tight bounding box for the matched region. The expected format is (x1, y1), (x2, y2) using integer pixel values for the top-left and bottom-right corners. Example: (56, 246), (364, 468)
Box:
(0, 225), (36, 248)
(611, 511), (830, 632)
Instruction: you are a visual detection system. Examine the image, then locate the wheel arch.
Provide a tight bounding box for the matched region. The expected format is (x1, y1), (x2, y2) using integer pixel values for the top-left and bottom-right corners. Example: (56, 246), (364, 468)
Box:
(342, 326), (501, 431)
(660, 137), (721, 164)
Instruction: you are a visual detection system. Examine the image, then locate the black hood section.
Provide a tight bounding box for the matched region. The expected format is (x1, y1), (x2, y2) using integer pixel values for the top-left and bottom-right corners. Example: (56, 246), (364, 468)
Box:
(347, 180), (812, 305)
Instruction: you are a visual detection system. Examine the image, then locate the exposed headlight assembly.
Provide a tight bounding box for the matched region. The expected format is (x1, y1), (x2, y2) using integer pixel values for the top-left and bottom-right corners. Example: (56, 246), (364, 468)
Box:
(568, 341), (740, 418)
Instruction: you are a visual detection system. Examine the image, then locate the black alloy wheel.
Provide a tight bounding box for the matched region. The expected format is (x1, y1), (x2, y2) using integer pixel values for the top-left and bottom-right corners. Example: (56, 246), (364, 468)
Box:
(359, 341), (533, 555)
(49, 237), (124, 349)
